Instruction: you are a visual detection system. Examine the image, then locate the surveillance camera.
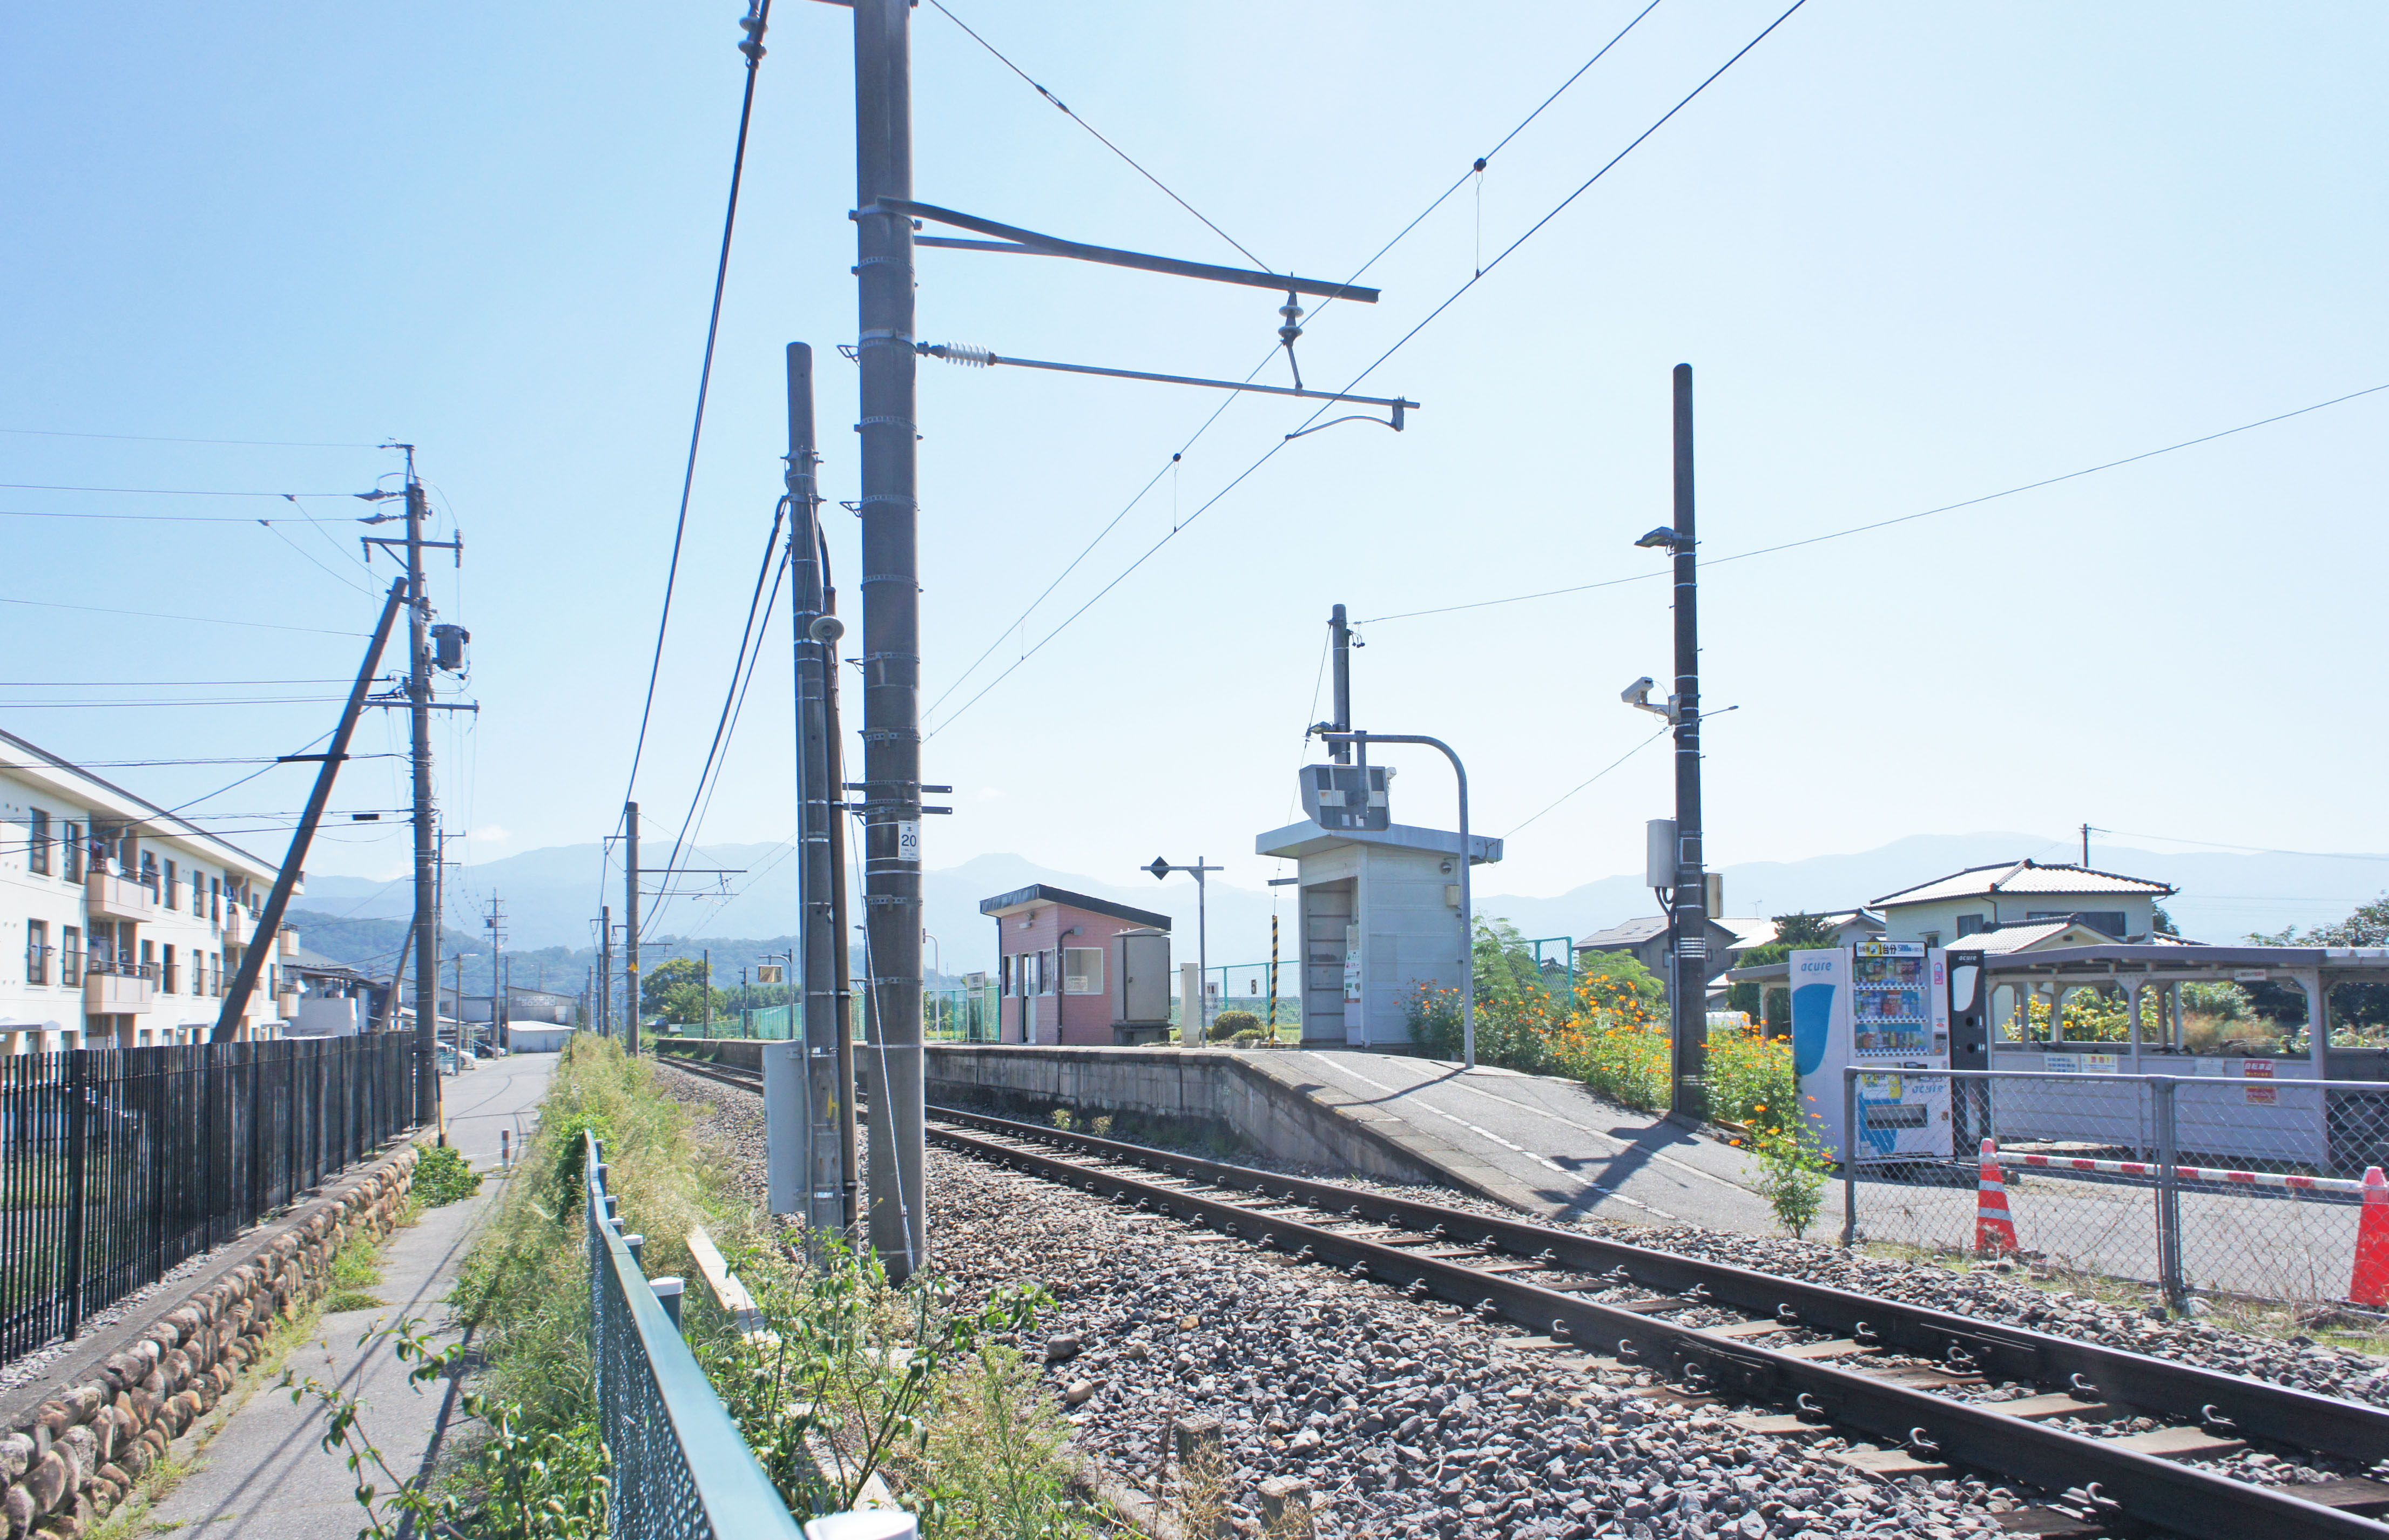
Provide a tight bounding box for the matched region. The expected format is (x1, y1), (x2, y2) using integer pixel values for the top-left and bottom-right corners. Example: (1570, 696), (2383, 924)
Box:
(808, 614), (845, 644)
(1621, 677), (1655, 707)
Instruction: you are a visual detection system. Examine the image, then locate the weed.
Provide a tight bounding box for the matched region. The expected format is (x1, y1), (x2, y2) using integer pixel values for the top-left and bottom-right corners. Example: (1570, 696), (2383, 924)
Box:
(1751, 1125), (1831, 1240)
(320, 1289), (387, 1314)
(413, 1144), (483, 1207)
(897, 1341), (1092, 1539)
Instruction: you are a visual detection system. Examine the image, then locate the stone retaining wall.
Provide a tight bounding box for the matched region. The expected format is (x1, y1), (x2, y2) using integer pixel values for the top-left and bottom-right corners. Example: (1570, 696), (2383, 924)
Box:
(0, 1144), (421, 1537)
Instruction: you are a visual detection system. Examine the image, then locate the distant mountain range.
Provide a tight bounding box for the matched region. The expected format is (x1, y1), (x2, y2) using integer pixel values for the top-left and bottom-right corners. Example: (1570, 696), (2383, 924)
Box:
(291, 830), (2389, 978)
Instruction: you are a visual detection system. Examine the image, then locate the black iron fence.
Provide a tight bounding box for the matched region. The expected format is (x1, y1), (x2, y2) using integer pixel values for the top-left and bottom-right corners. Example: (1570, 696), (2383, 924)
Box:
(0, 1035), (420, 1366)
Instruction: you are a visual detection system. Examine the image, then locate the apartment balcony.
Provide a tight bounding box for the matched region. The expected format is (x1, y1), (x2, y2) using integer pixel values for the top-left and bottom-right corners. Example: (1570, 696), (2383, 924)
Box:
(275, 991), (301, 1021)
(85, 969), (155, 1015)
(220, 906), (247, 947)
(86, 871), (156, 922)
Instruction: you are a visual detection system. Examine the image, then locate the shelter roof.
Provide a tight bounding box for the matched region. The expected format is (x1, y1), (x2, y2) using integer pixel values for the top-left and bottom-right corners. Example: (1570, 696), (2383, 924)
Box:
(977, 883), (1170, 931)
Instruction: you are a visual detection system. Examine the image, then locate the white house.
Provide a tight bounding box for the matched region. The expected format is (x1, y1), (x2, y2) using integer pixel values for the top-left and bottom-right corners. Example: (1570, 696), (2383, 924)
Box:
(1870, 860), (2175, 948)
(2, 728), (288, 1050)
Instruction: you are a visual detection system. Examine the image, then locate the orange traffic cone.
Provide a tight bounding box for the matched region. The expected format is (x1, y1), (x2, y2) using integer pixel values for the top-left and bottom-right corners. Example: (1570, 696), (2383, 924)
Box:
(1975, 1137), (2020, 1257)
(2349, 1166), (2389, 1307)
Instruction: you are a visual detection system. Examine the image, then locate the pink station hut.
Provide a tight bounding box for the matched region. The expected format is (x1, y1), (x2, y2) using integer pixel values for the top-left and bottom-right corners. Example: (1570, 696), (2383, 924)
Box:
(980, 884), (1175, 1045)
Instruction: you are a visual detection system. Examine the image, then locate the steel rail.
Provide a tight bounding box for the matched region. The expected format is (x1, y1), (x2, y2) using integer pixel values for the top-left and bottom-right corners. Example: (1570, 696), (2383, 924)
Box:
(929, 1104), (2389, 1466)
(925, 1109), (2388, 1540)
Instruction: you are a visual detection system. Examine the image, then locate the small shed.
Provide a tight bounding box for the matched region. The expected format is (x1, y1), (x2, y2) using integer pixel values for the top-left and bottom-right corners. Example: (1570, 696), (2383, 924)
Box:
(979, 884), (1172, 1046)
(1255, 819), (1501, 1051)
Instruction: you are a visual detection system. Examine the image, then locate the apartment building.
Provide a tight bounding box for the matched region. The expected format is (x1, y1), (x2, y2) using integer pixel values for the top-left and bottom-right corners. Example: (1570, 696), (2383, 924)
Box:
(1, 728), (288, 1049)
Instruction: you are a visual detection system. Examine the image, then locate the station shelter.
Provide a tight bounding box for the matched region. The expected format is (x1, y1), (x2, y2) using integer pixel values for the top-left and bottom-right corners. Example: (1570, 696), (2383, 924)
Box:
(979, 883), (1172, 1045)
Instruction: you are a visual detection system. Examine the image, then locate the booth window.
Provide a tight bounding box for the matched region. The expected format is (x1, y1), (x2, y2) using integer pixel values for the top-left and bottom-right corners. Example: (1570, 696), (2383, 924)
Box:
(1063, 947), (1103, 995)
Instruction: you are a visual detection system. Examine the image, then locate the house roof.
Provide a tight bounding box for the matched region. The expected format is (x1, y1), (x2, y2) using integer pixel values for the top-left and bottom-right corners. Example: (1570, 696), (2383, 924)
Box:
(0, 726), (278, 879)
(1872, 859), (2175, 908)
(978, 883), (1171, 931)
(1576, 917), (1670, 950)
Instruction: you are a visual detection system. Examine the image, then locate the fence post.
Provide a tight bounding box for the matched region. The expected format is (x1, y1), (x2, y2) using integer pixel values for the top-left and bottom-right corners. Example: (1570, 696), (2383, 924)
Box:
(1840, 1068), (1858, 1248)
(63, 1049), (87, 1340)
(2153, 1076), (2186, 1315)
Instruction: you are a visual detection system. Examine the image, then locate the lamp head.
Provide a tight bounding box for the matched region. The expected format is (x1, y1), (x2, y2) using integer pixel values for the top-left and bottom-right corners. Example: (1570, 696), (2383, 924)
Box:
(1635, 526), (1685, 551)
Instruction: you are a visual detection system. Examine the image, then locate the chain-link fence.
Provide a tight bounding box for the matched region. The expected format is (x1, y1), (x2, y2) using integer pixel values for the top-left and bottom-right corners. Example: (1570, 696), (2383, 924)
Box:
(585, 1132), (806, 1539)
(1840, 1068), (2389, 1315)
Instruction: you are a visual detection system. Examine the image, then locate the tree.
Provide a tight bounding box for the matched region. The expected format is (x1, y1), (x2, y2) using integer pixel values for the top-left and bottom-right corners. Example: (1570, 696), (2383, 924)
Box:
(642, 956), (728, 1024)
(1473, 917), (1549, 1007)
(1771, 911), (1839, 949)
(2250, 894), (2389, 1030)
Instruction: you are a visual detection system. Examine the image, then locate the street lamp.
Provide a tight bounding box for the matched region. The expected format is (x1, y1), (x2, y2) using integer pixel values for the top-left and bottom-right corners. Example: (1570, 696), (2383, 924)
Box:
(1621, 362), (1707, 1119)
(1317, 730), (1478, 1070)
(1146, 856), (1222, 1038)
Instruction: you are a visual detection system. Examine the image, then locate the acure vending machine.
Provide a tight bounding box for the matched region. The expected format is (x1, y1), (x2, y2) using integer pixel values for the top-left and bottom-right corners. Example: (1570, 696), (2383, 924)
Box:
(1789, 942), (1953, 1163)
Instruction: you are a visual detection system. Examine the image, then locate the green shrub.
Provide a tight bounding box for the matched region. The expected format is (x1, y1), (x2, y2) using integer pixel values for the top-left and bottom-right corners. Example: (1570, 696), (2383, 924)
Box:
(414, 1144), (483, 1207)
(1751, 1124), (1831, 1239)
(1207, 1009), (1260, 1042)
(1230, 1029), (1266, 1046)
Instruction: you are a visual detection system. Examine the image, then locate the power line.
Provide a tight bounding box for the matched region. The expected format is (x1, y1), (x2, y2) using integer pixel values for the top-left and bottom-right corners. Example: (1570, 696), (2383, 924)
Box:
(1360, 379), (2389, 624)
(620, 0), (774, 813)
(0, 596), (363, 637)
(0, 506), (357, 523)
(0, 696), (356, 708)
(927, 0), (1793, 734)
(923, 0), (1270, 270)
(1504, 727), (1668, 836)
(0, 678), (357, 686)
(0, 426), (382, 448)
(0, 482), (358, 498)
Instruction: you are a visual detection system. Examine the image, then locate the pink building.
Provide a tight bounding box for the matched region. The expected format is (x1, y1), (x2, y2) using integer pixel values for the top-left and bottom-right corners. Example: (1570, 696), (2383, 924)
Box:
(981, 884), (1172, 1045)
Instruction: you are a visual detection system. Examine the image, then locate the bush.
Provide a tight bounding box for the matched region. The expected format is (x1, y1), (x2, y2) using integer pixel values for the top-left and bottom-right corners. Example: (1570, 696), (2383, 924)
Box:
(415, 1144), (483, 1207)
(1230, 1029), (1266, 1046)
(1705, 1024), (1800, 1136)
(1207, 1009), (1260, 1042)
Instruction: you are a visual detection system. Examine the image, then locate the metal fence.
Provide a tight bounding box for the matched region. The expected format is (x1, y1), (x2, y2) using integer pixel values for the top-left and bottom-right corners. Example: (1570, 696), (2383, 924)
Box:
(1840, 1067), (2389, 1314)
(0, 1034), (418, 1366)
(584, 1132), (806, 1540)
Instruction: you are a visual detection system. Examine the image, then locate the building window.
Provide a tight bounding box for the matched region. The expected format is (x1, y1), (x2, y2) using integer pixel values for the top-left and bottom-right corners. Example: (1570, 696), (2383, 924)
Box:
(210, 876), (221, 921)
(62, 928), (81, 987)
(140, 938), (156, 981)
(26, 921), (48, 985)
(999, 955), (1014, 996)
(163, 944), (178, 995)
(63, 823), (82, 882)
(26, 809), (50, 876)
(140, 853), (158, 896)
(1955, 914), (1987, 937)
(1063, 947), (1103, 995)
(191, 868), (206, 917)
(165, 860), (178, 909)
(2026, 910), (2127, 938)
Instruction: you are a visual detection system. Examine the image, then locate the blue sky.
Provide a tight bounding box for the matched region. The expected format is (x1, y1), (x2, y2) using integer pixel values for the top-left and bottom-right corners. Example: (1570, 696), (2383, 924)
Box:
(3, 2), (2384, 931)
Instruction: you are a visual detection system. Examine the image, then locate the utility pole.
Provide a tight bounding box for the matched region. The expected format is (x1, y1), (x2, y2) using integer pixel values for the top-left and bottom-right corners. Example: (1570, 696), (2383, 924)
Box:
(1327, 604), (1354, 764)
(597, 906), (612, 1039)
(624, 802), (642, 1057)
(403, 454), (442, 1129)
(787, 341), (858, 1245)
(1667, 364), (1706, 1120)
(853, 0), (927, 1280)
(485, 894), (506, 1057)
(703, 948), (712, 1036)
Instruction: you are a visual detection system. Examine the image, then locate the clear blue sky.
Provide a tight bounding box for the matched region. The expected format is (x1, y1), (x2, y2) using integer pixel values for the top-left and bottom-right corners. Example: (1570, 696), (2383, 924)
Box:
(4, 2), (2384, 931)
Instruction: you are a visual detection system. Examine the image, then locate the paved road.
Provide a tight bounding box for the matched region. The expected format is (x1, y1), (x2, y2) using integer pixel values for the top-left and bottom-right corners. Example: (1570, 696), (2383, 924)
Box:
(134, 1052), (556, 1540)
(1274, 1050), (1790, 1232)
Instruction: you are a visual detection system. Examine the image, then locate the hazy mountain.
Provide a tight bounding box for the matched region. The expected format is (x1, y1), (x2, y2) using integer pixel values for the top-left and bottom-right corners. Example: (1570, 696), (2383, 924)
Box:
(298, 832), (2389, 971)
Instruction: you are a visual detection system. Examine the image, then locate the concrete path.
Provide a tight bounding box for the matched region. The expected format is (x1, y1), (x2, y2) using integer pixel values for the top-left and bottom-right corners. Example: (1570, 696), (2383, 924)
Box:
(131, 1053), (557, 1539)
(1263, 1050), (1794, 1231)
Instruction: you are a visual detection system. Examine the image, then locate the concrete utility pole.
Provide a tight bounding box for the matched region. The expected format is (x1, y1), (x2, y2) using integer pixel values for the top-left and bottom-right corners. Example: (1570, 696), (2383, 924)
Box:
(403, 455), (441, 1130)
(1667, 364), (1707, 1119)
(1327, 604), (1354, 764)
(485, 894), (506, 1055)
(703, 948), (712, 1036)
(624, 802), (642, 1057)
(786, 341), (858, 1242)
(597, 906), (612, 1039)
(853, 0), (926, 1279)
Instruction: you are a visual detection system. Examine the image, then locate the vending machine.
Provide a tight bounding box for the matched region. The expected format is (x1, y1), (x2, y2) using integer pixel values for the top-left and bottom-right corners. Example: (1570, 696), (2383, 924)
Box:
(1789, 942), (1953, 1164)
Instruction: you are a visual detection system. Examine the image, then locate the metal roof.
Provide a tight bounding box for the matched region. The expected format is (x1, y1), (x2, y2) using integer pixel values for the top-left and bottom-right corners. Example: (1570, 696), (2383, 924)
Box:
(977, 883), (1171, 930)
(1576, 917), (1670, 949)
(1871, 859), (2175, 908)
(1943, 920), (2115, 956)
(1253, 819), (1503, 864)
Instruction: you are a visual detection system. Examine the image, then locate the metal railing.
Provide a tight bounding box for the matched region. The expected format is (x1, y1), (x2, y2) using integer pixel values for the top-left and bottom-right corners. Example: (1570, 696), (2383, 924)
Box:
(0, 1035), (418, 1365)
(1840, 1066), (2389, 1313)
(584, 1132), (805, 1540)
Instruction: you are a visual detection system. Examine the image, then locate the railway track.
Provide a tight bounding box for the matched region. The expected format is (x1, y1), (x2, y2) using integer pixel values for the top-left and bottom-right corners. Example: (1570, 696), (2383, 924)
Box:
(656, 1053), (2389, 1539)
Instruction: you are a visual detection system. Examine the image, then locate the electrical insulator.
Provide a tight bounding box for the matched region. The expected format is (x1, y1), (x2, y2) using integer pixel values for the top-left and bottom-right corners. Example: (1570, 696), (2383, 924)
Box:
(928, 342), (993, 367)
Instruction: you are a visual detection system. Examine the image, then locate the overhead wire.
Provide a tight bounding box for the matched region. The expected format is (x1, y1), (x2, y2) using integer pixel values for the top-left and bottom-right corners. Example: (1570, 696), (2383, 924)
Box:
(0, 427), (382, 449)
(0, 482), (359, 499)
(1359, 379), (2389, 624)
(923, 5), (1671, 720)
(645, 499), (790, 940)
(0, 596), (363, 637)
(619, 0), (775, 816)
(1504, 727), (1668, 837)
(926, 0), (1753, 734)
(923, 0), (1271, 270)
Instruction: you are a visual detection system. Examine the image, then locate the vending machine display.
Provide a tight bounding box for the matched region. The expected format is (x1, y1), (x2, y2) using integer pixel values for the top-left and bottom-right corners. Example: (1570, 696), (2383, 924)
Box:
(1790, 942), (1953, 1164)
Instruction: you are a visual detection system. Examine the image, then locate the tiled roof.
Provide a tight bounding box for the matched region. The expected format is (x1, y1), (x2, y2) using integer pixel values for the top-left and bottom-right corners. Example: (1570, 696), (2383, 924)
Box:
(1873, 860), (2174, 908)
(1576, 917), (1669, 949)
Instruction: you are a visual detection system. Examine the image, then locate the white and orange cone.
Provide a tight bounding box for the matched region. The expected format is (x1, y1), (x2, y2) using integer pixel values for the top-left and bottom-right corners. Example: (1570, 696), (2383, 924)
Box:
(2350, 1166), (2389, 1307)
(1975, 1137), (2020, 1257)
